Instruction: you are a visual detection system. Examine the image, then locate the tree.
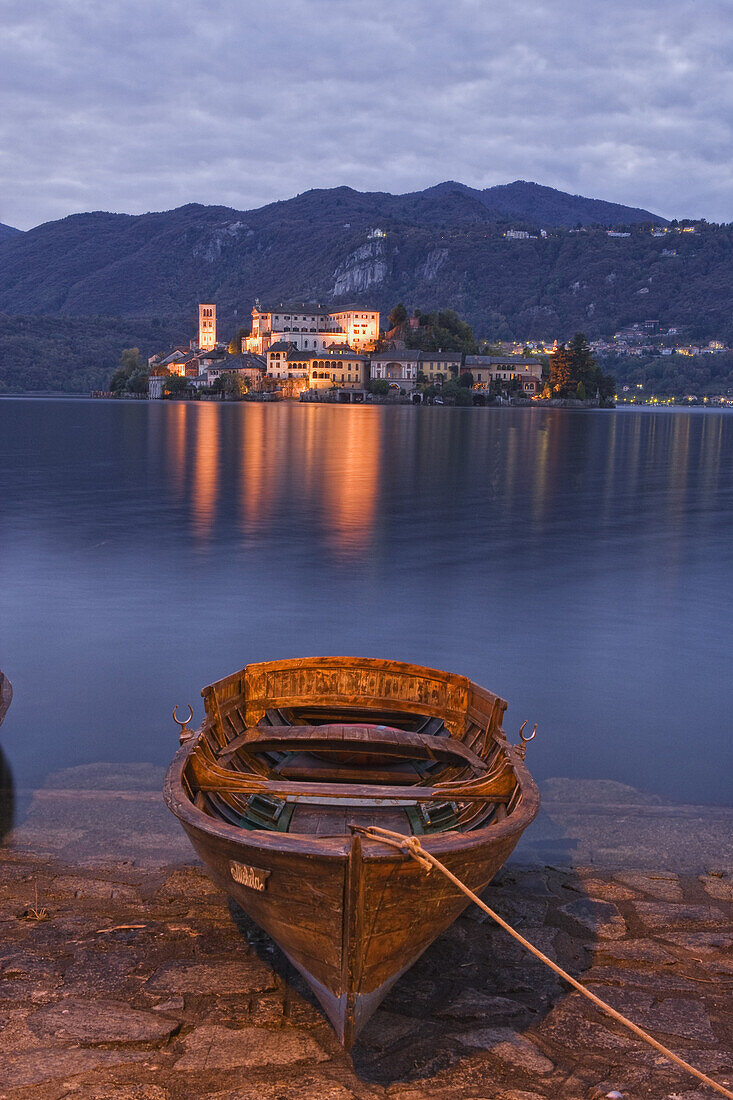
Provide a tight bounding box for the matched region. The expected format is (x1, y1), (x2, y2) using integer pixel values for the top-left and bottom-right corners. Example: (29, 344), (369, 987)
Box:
(549, 345), (575, 395)
(220, 371), (246, 398)
(164, 374), (190, 397)
(367, 378), (389, 395)
(567, 333), (594, 387)
(228, 327), (249, 355)
(110, 347), (146, 393)
(388, 303), (407, 329)
(576, 381), (587, 400)
(458, 370), (474, 388)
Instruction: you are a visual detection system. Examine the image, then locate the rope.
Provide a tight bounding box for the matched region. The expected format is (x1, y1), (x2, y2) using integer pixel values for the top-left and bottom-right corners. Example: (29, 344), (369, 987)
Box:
(352, 825), (733, 1100)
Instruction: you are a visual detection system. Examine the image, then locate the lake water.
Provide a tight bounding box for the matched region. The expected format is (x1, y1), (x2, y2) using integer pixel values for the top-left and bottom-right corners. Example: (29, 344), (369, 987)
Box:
(0, 398), (731, 806)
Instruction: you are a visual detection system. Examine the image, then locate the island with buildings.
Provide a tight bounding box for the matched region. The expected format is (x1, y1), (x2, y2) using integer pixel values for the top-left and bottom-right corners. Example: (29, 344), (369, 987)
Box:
(141, 300), (547, 405)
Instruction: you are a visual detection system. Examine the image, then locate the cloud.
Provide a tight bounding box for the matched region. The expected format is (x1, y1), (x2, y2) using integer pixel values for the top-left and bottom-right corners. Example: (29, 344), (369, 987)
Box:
(0, 0), (731, 228)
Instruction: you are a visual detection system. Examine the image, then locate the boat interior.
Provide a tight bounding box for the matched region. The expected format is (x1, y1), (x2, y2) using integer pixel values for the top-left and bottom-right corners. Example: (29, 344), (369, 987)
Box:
(183, 685), (524, 840)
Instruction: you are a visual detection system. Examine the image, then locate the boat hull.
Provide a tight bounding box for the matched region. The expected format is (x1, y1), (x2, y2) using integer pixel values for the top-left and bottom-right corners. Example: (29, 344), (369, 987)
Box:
(163, 657), (540, 1046)
(167, 751), (531, 1046)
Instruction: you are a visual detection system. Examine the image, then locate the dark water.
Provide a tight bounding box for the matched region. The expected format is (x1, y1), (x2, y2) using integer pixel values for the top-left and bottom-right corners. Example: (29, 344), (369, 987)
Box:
(0, 398), (731, 805)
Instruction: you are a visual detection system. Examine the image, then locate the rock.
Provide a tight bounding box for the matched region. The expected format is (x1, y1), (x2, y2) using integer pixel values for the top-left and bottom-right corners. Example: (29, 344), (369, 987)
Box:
(173, 1024), (328, 1069)
(28, 997), (179, 1044)
(438, 990), (530, 1021)
(146, 956), (276, 994)
(358, 1010), (421, 1050)
(591, 938), (675, 964)
(497, 1092), (548, 1100)
(0, 1048), (149, 1089)
(584, 989), (715, 1043)
(559, 898), (627, 939)
(61, 1089), (169, 1100)
(577, 879), (637, 902)
(456, 1027), (554, 1075)
(157, 867), (220, 898)
(613, 871), (683, 902)
(699, 874), (733, 901)
(659, 932), (733, 958)
(205, 1086), (355, 1100)
(48, 876), (140, 900)
(152, 996), (184, 1013)
(632, 902), (728, 930)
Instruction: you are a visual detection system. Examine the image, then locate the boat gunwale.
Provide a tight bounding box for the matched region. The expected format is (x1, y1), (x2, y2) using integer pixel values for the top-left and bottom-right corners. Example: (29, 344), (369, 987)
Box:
(163, 658), (540, 860)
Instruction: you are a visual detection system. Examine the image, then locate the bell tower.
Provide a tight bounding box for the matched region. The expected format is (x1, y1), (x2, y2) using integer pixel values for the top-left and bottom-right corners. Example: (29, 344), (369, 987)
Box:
(198, 304), (216, 351)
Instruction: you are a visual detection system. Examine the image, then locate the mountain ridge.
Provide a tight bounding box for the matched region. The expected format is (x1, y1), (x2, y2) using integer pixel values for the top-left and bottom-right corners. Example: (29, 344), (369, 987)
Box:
(1, 179), (731, 395)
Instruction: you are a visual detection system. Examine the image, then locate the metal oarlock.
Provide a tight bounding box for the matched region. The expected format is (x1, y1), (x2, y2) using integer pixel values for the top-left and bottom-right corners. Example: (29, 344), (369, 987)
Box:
(173, 704), (194, 743)
(517, 720), (537, 759)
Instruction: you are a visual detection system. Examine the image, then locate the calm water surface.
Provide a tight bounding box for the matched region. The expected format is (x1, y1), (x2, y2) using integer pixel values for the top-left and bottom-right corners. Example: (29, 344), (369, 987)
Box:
(0, 399), (731, 805)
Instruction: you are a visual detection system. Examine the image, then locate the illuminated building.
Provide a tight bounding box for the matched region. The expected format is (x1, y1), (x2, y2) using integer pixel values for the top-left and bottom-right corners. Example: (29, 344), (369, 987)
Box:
(198, 304), (216, 351)
(247, 301), (380, 354)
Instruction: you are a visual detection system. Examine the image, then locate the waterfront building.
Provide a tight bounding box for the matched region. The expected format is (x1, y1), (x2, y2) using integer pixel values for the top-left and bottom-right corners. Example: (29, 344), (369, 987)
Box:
(419, 352), (462, 382)
(464, 355), (543, 390)
(369, 349), (421, 392)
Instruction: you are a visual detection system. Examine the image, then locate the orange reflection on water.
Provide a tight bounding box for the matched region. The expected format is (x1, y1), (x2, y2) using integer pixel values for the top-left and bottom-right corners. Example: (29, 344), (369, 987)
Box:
(166, 401), (188, 499)
(322, 408), (380, 556)
(239, 402), (275, 533)
(192, 404), (219, 540)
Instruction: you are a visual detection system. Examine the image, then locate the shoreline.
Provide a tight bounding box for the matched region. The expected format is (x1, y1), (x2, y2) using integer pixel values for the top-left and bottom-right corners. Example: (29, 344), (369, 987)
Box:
(3, 392), (733, 411)
(1, 773), (731, 1097)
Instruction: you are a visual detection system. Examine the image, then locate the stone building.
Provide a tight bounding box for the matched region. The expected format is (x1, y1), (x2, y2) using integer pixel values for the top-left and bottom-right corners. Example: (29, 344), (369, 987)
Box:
(464, 355), (543, 390)
(369, 349), (421, 392)
(247, 301), (380, 355)
(198, 304), (216, 351)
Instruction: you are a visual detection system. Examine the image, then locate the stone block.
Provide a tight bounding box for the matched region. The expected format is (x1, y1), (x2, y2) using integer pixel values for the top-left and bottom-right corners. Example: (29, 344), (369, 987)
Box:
(29, 997), (179, 1045)
(173, 1024), (328, 1069)
(632, 902), (728, 930)
(559, 898), (626, 939)
(146, 957), (276, 995)
(613, 871), (683, 902)
(456, 1027), (554, 1075)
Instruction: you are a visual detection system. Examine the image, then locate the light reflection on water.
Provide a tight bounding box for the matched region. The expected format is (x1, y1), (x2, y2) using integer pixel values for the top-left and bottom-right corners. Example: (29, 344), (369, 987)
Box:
(0, 399), (731, 806)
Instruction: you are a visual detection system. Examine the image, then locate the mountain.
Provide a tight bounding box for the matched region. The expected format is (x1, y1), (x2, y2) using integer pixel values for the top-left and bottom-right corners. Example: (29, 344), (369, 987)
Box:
(419, 181), (662, 227)
(0, 223), (21, 241)
(0, 181), (730, 392)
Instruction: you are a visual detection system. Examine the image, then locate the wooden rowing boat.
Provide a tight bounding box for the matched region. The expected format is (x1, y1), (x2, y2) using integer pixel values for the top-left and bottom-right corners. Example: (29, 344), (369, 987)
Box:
(163, 656), (539, 1047)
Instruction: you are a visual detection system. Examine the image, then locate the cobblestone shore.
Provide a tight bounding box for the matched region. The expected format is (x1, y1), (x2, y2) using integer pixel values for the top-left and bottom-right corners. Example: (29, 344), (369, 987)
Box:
(0, 767), (731, 1099)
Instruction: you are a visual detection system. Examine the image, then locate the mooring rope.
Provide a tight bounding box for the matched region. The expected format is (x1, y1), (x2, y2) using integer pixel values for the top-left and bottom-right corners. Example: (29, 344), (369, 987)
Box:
(352, 824), (733, 1100)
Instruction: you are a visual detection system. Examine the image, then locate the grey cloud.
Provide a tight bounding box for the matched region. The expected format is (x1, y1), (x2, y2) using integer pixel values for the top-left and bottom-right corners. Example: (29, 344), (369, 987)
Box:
(0, 0), (731, 228)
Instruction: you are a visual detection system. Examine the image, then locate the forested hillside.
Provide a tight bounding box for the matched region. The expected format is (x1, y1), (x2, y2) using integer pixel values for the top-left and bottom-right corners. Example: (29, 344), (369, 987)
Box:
(0, 181), (729, 392)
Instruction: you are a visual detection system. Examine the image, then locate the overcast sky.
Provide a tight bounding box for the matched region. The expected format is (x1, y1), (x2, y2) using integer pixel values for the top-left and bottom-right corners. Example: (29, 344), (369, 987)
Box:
(1, 0), (731, 229)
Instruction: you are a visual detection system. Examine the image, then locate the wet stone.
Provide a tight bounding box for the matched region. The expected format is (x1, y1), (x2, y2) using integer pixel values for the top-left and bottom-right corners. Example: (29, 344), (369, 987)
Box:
(29, 996), (179, 1044)
(559, 898), (627, 940)
(173, 1023), (329, 1069)
(632, 902), (728, 930)
(456, 1027), (554, 1075)
(146, 956), (276, 995)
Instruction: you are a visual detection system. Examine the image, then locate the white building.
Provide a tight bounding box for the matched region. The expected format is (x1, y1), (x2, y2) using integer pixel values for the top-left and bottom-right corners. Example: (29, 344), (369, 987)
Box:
(246, 301), (380, 355)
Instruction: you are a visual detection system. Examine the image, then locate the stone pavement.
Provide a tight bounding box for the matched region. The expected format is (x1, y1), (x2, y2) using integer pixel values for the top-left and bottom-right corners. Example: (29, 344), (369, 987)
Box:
(0, 765), (731, 1099)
